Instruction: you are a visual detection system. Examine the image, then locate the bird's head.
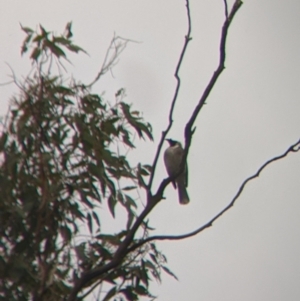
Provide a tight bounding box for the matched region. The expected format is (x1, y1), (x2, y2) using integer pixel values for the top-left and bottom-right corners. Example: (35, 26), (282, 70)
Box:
(166, 138), (179, 147)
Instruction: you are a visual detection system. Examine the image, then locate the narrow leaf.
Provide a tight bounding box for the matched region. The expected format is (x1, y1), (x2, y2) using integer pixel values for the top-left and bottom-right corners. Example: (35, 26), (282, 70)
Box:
(102, 286), (117, 301)
(122, 185), (137, 191)
(87, 212), (93, 234)
(108, 194), (117, 218)
(92, 211), (100, 227)
(20, 24), (34, 34)
(162, 265), (178, 281)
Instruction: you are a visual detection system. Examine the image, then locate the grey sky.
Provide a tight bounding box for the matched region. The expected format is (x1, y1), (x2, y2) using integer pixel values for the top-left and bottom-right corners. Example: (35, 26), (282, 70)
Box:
(1, 0), (300, 300)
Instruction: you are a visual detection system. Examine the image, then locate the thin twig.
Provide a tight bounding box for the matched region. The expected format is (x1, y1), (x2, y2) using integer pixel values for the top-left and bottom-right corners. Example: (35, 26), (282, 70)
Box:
(148, 0), (192, 191)
(184, 0), (243, 143)
(0, 80), (14, 86)
(87, 35), (139, 87)
(223, 0), (229, 19)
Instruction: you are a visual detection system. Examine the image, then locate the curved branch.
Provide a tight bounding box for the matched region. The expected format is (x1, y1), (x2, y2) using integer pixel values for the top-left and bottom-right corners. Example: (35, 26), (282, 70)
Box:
(148, 0), (192, 191)
(127, 138), (300, 253)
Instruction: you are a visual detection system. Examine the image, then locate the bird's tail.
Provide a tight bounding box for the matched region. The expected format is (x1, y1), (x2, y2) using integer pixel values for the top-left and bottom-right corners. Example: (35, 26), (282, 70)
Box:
(177, 182), (190, 205)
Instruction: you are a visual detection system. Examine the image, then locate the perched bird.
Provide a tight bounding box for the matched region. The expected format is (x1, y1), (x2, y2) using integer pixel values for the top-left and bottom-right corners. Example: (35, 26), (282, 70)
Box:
(164, 139), (190, 205)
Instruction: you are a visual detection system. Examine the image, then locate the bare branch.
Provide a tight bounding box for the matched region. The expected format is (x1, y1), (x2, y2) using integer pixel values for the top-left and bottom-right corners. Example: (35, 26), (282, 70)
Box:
(127, 138), (300, 252)
(87, 35), (139, 87)
(147, 0), (192, 191)
(184, 0), (242, 146)
(223, 0), (229, 19)
(0, 80), (14, 86)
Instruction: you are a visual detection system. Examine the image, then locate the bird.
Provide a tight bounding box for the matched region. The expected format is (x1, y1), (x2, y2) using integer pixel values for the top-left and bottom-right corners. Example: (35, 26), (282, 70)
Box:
(164, 139), (190, 205)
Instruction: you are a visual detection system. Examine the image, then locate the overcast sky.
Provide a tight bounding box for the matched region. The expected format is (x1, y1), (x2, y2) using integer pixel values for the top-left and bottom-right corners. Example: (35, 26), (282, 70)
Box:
(1, 0), (300, 300)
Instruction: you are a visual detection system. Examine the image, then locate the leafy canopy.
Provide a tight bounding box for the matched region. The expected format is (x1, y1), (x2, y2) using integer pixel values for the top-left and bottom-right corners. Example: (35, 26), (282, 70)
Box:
(0, 23), (174, 301)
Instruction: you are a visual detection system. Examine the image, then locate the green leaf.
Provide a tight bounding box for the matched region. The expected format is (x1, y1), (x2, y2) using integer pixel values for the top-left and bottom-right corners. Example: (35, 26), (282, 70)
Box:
(134, 285), (148, 296)
(117, 191), (124, 205)
(139, 167), (150, 176)
(124, 194), (137, 208)
(121, 287), (138, 301)
(142, 219), (155, 231)
(52, 36), (71, 45)
(39, 24), (48, 37)
(162, 265), (178, 281)
(30, 48), (41, 61)
(149, 253), (158, 265)
(65, 21), (73, 38)
(120, 102), (153, 141)
(20, 24), (34, 34)
(135, 121), (153, 141)
(142, 164), (152, 173)
(33, 34), (45, 43)
(137, 163), (147, 188)
(141, 260), (149, 287)
(108, 194), (117, 218)
(0, 132), (8, 150)
(131, 110), (140, 116)
(46, 41), (66, 58)
(102, 286), (117, 301)
(122, 185), (137, 191)
(80, 191), (94, 209)
(66, 43), (87, 54)
(122, 131), (135, 148)
(92, 211), (100, 228)
(87, 212), (93, 234)
(91, 183), (102, 203)
(115, 88), (124, 97)
(126, 211), (135, 230)
(20, 25), (34, 55)
(101, 119), (118, 136)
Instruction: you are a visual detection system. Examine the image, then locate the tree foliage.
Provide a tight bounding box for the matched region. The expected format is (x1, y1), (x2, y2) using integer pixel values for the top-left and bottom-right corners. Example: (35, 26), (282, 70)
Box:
(0, 23), (169, 301)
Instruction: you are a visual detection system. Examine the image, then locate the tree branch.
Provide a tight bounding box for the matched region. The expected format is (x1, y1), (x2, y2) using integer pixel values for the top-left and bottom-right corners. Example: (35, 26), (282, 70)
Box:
(223, 0), (229, 19)
(184, 0), (242, 146)
(147, 0), (192, 191)
(67, 194), (160, 301)
(87, 35), (137, 87)
(127, 138), (300, 252)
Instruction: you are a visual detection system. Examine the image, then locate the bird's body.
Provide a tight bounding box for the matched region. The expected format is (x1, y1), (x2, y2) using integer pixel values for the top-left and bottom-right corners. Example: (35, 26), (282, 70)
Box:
(164, 139), (190, 205)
